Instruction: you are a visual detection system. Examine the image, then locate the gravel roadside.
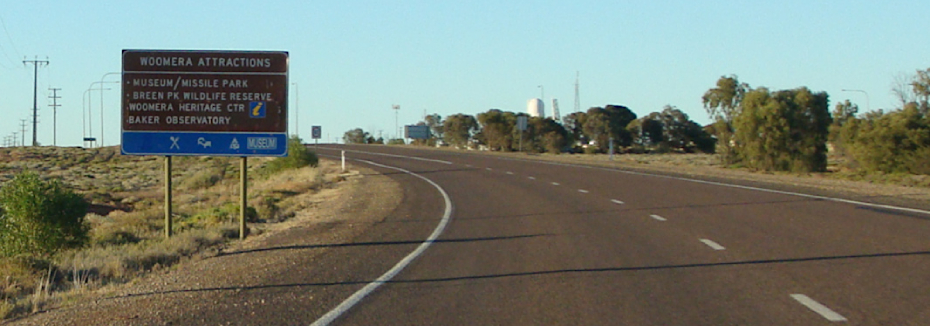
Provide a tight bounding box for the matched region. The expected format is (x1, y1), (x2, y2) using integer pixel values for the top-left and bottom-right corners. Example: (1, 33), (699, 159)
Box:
(6, 164), (402, 326)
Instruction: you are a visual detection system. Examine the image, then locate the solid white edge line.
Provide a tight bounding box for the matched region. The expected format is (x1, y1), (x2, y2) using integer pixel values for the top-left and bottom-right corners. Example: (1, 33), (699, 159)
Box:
(482, 156), (930, 216)
(699, 239), (726, 250)
(310, 159), (454, 326)
(332, 148), (454, 165)
(790, 294), (848, 322)
(650, 214), (667, 221)
(611, 199), (625, 205)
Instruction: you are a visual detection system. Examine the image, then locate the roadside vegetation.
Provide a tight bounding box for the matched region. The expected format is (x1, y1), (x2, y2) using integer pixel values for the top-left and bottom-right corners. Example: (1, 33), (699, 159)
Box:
(343, 67), (930, 188)
(0, 137), (335, 319)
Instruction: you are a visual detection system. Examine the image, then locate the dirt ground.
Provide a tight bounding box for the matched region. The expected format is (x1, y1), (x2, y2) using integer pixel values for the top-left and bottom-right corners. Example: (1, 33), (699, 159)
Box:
(6, 163), (403, 325)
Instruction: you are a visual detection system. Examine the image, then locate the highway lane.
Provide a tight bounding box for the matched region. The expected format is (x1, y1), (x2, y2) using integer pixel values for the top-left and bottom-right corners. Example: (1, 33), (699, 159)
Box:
(313, 145), (930, 325)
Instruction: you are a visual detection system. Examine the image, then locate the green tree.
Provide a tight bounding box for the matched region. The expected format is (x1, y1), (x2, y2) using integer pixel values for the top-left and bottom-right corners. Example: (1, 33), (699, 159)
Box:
(733, 87), (831, 172)
(913, 68), (930, 114)
(562, 111), (588, 147)
(582, 108), (611, 152)
(604, 105), (637, 147)
(476, 109), (517, 151)
(654, 106), (715, 153)
(630, 113), (664, 148)
(582, 105), (637, 152)
(527, 117), (568, 154)
(829, 100), (859, 156)
(703, 75), (749, 162)
(343, 128), (369, 144)
(443, 114), (478, 149)
(425, 114), (444, 142)
(0, 172), (89, 257)
(842, 104), (930, 174)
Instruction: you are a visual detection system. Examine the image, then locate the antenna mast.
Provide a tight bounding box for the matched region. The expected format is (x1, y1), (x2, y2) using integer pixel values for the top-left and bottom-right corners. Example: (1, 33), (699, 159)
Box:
(574, 71), (580, 113)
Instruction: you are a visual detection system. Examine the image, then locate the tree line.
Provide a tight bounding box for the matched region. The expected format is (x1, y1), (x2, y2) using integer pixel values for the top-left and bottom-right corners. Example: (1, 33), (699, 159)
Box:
(346, 105), (715, 155)
(343, 66), (930, 175)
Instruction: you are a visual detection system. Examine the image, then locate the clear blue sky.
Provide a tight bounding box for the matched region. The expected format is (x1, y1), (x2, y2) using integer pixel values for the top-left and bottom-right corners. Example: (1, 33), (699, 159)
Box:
(1, 1), (928, 147)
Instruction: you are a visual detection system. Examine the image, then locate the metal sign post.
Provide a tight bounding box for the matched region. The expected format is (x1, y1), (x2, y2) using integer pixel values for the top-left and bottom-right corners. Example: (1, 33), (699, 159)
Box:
(516, 116), (527, 153)
(165, 156), (172, 237)
(122, 50), (289, 239)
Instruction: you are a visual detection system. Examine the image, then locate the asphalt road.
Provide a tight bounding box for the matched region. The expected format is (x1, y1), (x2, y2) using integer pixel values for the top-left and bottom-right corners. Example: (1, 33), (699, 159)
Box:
(13, 144), (930, 325)
(311, 145), (930, 325)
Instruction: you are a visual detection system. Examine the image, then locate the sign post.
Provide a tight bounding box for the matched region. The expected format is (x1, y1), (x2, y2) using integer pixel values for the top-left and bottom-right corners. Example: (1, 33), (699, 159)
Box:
(122, 50), (288, 239)
(516, 116), (527, 153)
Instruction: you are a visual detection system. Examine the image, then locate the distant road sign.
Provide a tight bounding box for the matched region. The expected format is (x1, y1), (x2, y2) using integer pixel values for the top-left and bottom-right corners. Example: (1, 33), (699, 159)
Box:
(311, 125), (322, 139)
(405, 125), (431, 139)
(121, 50), (288, 156)
(516, 116), (528, 131)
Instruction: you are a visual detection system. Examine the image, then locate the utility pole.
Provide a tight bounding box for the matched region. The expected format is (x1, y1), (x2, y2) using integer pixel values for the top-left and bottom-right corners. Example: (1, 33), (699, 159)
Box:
(24, 57), (49, 146)
(19, 119), (28, 147)
(49, 88), (61, 146)
(12, 132), (18, 147)
(96, 73), (120, 147)
(574, 71), (580, 113)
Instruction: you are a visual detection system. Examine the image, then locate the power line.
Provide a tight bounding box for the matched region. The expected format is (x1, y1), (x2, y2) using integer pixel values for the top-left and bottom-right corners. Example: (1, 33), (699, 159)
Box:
(49, 87), (61, 146)
(0, 14), (19, 67)
(24, 57), (49, 146)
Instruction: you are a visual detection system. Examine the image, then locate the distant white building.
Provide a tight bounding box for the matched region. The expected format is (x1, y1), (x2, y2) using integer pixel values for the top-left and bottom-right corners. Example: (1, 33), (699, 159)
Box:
(527, 98), (545, 118)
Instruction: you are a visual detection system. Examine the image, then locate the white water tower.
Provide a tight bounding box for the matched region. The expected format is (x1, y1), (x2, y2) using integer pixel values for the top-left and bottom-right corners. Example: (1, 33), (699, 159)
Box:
(527, 98), (545, 118)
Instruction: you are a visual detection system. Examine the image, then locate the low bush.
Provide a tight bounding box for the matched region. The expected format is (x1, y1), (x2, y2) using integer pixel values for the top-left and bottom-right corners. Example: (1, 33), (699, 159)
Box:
(0, 172), (89, 257)
(262, 136), (319, 175)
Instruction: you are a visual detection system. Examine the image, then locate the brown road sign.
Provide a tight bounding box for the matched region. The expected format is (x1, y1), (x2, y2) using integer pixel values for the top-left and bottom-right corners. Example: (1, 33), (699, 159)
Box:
(121, 50), (289, 156)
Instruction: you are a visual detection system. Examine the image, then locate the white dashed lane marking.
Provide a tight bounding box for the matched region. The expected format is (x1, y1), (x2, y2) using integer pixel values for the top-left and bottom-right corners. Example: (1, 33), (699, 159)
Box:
(486, 168), (492, 171)
(506, 171), (514, 175)
(790, 294), (848, 322)
(578, 189), (589, 193)
(611, 199), (624, 205)
(699, 239), (726, 250)
(551, 182), (560, 186)
(528, 176), (536, 180)
(650, 214), (667, 221)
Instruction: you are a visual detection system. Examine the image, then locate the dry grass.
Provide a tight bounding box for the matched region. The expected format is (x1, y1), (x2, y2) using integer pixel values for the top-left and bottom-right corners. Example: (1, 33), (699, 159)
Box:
(0, 146), (341, 320)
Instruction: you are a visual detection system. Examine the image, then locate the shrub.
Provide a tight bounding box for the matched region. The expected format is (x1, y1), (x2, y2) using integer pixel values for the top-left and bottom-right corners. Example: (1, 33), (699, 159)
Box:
(0, 172), (89, 257)
(263, 136), (319, 175)
(181, 166), (225, 190)
(182, 203), (258, 228)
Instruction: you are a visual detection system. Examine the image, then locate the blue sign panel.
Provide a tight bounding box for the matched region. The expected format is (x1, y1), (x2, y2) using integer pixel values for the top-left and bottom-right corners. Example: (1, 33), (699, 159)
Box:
(121, 132), (288, 157)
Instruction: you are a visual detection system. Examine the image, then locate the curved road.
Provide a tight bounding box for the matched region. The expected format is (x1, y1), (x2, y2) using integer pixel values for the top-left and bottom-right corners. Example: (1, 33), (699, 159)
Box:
(313, 145), (930, 325)
(12, 144), (930, 325)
